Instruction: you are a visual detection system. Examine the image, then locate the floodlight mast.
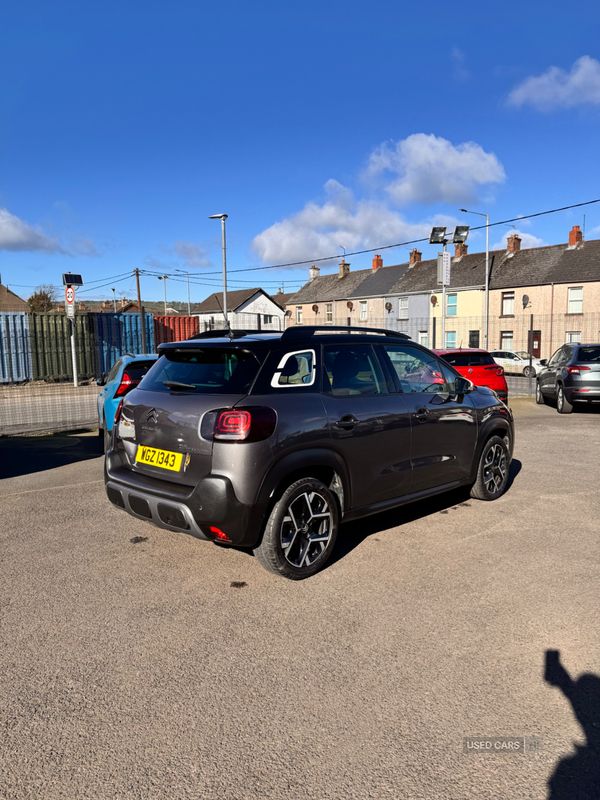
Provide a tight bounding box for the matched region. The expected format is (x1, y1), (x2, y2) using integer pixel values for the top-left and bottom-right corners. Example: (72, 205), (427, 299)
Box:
(460, 208), (489, 348)
(209, 214), (228, 326)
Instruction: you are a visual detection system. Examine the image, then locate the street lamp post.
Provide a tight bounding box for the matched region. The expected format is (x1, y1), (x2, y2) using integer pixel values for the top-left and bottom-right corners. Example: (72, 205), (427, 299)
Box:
(208, 214), (228, 326)
(158, 275), (168, 315)
(175, 270), (192, 315)
(460, 209), (489, 349)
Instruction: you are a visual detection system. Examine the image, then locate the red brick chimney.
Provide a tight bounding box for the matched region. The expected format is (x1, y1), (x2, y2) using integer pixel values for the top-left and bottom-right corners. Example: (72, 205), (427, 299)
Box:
(121, 297), (127, 307)
(454, 242), (468, 259)
(569, 225), (583, 246)
(372, 254), (383, 271)
(409, 248), (421, 268)
(338, 259), (350, 279)
(507, 234), (521, 254)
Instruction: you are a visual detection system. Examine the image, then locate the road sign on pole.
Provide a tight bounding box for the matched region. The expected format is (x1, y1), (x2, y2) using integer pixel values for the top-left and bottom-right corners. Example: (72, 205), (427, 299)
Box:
(65, 286), (75, 319)
(437, 251), (451, 286)
(65, 285), (78, 386)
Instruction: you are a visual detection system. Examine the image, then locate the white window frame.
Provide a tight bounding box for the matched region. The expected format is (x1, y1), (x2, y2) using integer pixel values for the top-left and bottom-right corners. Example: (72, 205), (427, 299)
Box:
(566, 331), (581, 343)
(296, 306), (303, 324)
(398, 297), (409, 320)
(445, 331), (457, 348)
(326, 303), (333, 323)
(359, 301), (367, 321)
(270, 349), (317, 388)
(500, 331), (514, 351)
(502, 291), (515, 316)
(447, 293), (457, 317)
(419, 331), (428, 347)
(568, 286), (583, 314)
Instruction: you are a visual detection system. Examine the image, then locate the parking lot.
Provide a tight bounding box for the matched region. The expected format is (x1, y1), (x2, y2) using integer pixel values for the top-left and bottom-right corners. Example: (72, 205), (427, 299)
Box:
(1, 397), (599, 799)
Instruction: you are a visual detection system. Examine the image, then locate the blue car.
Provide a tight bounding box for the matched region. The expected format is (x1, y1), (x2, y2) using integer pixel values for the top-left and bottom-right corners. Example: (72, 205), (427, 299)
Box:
(97, 353), (158, 450)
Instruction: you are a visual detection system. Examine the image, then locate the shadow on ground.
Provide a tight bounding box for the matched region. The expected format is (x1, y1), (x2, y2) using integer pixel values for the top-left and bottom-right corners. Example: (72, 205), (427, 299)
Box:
(545, 649), (600, 799)
(0, 431), (104, 480)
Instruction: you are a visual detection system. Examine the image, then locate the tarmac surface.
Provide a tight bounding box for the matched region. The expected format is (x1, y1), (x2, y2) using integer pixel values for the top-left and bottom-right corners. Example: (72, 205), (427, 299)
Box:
(1, 397), (599, 799)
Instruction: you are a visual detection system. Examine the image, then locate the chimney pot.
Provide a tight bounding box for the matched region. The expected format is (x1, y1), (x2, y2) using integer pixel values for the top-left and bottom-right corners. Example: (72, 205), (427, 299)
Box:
(121, 297), (126, 307)
(338, 259), (350, 279)
(309, 264), (320, 281)
(569, 225), (583, 246)
(372, 254), (383, 271)
(409, 248), (421, 268)
(454, 242), (468, 259)
(507, 234), (521, 254)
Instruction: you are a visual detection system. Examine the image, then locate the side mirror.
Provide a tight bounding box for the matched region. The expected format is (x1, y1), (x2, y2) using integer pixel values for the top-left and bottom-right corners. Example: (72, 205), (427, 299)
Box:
(455, 376), (474, 394)
(539, 359), (547, 367)
(96, 376), (106, 386)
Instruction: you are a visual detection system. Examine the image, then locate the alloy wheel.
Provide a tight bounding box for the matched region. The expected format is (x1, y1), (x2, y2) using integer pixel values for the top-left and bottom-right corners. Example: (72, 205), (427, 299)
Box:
(558, 387), (563, 411)
(280, 491), (333, 569)
(482, 444), (507, 496)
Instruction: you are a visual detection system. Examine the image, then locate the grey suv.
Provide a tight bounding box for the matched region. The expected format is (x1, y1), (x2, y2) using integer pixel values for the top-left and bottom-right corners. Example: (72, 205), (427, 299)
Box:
(536, 343), (600, 413)
(105, 326), (514, 579)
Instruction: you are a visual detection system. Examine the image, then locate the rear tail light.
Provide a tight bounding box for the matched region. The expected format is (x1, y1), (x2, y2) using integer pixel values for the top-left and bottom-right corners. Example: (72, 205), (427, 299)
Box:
(114, 399), (124, 424)
(568, 366), (590, 374)
(115, 370), (140, 397)
(497, 368), (504, 376)
(213, 407), (277, 442)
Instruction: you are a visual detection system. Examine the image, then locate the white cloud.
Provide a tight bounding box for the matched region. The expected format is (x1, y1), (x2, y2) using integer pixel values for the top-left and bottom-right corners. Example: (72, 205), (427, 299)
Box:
(170, 240), (211, 268)
(451, 47), (470, 81)
(252, 179), (456, 267)
(491, 229), (547, 250)
(0, 207), (65, 253)
(70, 237), (99, 256)
(508, 55), (600, 111)
(365, 134), (506, 206)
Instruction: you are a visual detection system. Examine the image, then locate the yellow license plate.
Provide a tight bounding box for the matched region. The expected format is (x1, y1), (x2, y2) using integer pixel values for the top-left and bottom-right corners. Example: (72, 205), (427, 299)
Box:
(135, 445), (183, 472)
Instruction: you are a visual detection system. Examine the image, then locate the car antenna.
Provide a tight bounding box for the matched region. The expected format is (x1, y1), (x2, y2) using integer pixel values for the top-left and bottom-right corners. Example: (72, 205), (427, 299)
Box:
(214, 293), (234, 341)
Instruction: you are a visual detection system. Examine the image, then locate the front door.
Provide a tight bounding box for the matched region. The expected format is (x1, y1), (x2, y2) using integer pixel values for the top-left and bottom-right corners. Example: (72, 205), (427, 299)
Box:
(528, 330), (542, 359)
(379, 344), (478, 493)
(321, 344), (413, 509)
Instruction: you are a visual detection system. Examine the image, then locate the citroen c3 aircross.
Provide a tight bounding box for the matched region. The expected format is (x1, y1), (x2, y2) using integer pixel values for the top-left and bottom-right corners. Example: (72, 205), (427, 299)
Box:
(105, 326), (514, 579)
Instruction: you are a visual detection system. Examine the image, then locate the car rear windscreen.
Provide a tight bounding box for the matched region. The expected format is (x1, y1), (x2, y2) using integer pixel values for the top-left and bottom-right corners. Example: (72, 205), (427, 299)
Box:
(139, 348), (260, 393)
(577, 346), (600, 363)
(123, 361), (156, 381)
(442, 352), (496, 367)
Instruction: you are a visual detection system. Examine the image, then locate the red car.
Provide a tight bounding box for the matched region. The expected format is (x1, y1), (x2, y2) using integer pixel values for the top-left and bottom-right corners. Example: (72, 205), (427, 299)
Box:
(434, 348), (508, 402)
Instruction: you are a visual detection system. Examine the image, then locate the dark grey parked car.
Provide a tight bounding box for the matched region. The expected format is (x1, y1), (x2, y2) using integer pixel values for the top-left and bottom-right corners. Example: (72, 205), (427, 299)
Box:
(536, 343), (600, 413)
(105, 326), (515, 579)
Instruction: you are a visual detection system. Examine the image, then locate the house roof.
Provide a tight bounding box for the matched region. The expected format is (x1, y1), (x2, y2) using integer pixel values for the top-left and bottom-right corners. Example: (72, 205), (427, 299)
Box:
(349, 263), (410, 298)
(287, 267), (372, 304)
(0, 283), (30, 312)
(192, 288), (279, 314)
(270, 292), (295, 309)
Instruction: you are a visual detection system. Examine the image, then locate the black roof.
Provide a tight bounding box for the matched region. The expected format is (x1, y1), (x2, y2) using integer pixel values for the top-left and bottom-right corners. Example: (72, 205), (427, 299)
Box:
(348, 263), (410, 298)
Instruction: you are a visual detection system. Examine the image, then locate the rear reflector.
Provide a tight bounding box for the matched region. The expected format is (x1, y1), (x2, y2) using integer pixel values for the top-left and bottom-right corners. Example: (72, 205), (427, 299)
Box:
(210, 526), (231, 542)
(214, 407), (277, 442)
(568, 366), (590, 374)
(114, 399), (124, 424)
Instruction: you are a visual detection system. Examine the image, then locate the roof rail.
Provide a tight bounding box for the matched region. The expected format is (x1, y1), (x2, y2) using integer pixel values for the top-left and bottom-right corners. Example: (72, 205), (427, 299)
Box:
(280, 325), (411, 341)
(187, 328), (266, 340)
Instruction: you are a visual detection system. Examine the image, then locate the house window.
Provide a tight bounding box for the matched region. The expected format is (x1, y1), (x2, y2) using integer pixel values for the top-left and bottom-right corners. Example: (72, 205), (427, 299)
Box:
(447, 293), (457, 317)
(469, 330), (480, 348)
(263, 315), (273, 324)
(326, 303), (333, 323)
(360, 301), (367, 321)
(398, 297), (409, 320)
(568, 287), (583, 314)
(419, 331), (428, 347)
(296, 306), (303, 324)
(566, 331), (581, 343)
(500, 331), (514, 350)
(445, 331), (456, 348)
(501, 291), (515, 316)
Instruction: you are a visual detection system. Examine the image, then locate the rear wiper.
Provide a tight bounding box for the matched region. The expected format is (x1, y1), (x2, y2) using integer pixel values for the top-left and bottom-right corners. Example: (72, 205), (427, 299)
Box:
(163, 381), (197, 391)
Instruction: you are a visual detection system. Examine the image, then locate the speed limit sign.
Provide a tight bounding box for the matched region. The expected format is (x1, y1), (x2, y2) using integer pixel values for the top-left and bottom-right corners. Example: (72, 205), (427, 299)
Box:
(65, 286), (75, 318)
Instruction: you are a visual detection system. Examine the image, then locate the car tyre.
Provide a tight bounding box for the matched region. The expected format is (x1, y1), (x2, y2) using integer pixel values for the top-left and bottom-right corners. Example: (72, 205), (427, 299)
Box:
(535, 381), (547, 405)
(470, 435), (510, 501)
(557, 384), (573, 414)
(254, 478), (339, 579)
(523, 366), (535, 377)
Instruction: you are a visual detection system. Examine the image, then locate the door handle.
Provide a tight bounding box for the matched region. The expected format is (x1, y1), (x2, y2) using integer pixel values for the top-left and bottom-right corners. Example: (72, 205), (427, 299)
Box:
(414, 408), (429, 422)
(335, 415), (359, 429)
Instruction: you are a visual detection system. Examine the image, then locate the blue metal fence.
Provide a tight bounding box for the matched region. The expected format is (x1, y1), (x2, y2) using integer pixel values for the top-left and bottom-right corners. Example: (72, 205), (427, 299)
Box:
(0, 312), (31, 383)
(93, 313), (156, 375)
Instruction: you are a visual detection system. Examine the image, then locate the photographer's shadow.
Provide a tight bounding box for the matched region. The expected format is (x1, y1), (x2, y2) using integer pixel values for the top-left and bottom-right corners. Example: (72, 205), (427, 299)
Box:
(545, 649), (600, 799)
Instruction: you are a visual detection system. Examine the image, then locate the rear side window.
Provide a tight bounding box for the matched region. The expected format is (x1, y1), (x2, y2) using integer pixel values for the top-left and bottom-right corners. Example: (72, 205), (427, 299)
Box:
(577, 347), (600, 363)
(140, 348), (259, 394)
(271, 350), (316, 387)
(442, 352), (495, 367)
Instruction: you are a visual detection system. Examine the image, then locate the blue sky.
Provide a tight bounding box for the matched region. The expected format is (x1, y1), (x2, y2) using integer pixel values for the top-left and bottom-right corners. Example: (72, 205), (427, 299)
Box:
(2, 0), (600, 304)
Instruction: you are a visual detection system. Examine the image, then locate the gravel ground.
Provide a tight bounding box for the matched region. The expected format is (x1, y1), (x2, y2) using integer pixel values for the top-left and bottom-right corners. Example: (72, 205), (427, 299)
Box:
(0, 397), (599, 799)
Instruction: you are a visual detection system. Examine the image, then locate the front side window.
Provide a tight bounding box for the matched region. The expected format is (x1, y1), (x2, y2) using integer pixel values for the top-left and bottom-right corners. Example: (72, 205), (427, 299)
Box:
(360, 301), (367, 321)
(447, 293), (457, 316)
(566, 331), (581, 343)
(548, 348), (564, 367)
(271, 349), (316, 387)
(296, 306), (303, 324)
(500, 331), (514, 351)
(568, 287), (583, 314)
(398, 297), (409, 320)
(445, 331), (457, 348)
(326, 303), (333, 323)
(502, 291), (515, 316)
(323, 345), (387, 397)
(382, 345), (446, 394)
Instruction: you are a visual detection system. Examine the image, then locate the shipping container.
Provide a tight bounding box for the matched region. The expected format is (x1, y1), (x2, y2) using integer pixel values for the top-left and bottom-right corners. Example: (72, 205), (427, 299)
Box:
(153, 315), (199, 346)
(0, 312), (32, 383)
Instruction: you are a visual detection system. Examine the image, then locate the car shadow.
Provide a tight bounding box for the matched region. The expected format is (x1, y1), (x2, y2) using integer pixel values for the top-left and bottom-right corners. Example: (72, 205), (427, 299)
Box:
(544, 649), (600, 798)
(0, 431), (104, 480)
(329, 458), (522, 567)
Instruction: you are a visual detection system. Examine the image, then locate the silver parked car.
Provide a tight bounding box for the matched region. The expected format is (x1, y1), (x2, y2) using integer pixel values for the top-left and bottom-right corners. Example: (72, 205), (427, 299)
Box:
(536, 343), (600, 413)
(489, 349), (543, 377)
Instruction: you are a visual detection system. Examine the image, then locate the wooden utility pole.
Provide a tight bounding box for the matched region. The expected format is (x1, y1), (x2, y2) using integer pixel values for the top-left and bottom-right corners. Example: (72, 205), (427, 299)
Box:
(135, 268), (147, 354)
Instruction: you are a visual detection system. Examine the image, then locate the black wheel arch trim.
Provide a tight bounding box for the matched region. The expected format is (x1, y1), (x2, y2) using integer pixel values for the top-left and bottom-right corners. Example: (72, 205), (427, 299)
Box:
(469, 416), (513, 478)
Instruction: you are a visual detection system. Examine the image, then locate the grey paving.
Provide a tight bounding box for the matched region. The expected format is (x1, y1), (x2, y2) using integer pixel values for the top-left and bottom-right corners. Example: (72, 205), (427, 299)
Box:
(0, 399), (599, 799)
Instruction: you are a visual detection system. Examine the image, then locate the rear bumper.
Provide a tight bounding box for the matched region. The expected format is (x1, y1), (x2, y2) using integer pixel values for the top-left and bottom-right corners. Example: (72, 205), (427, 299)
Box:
(105, 455), (265, 547)
(568, 386), (600, 402)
